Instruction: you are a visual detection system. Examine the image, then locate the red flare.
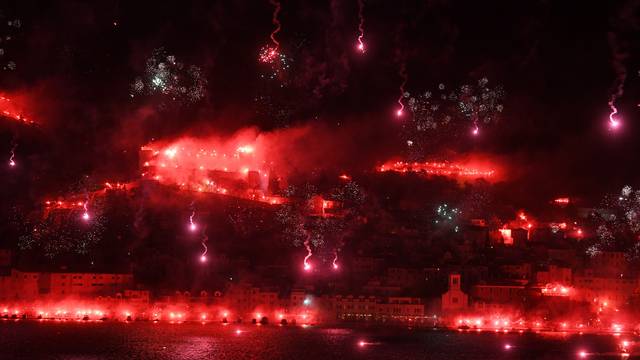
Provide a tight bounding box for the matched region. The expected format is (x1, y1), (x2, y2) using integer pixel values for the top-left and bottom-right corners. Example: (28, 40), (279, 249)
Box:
(356, 0), (365, 53)
(189, 211), (197, 232)
(608, 101), (621, 129)
(303, 240), (312, 271)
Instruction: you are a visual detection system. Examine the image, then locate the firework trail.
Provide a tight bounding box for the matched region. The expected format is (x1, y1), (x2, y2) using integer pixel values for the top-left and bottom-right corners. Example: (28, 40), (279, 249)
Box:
(200, 229), (208, 263)
(472, 122), (479, 136)
(189, 210), (197, 232)
(607, 32), (627, 130)
(303, 239), (312, 271)
(269, 0), (282, 49)
(332, 249), (339, 270)
(356, 0), (365, 52)
(396, 63), (407, 117)
(8, 142), (16, 167)
(81, 198), (90, 221)
(608, 100), (621, 129)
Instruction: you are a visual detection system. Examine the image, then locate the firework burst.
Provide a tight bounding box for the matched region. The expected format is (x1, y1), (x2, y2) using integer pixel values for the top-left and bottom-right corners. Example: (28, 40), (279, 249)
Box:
(130, 48), (207, 104)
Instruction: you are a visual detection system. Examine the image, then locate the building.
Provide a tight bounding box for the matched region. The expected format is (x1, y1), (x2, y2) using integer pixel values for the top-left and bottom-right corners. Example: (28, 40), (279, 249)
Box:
(123, 289), (151, 303)
(441, 274), (468, 312)
(0, 269), (133, 301)
(589, 252), (628, 277)
(535, 264), (572, 285)
(501, 263), (532, 280)
(333, 295), (424, 321)
(470, 281), (528, 304)
(572, 270), (639, 306)
(0, 249), (11, 268)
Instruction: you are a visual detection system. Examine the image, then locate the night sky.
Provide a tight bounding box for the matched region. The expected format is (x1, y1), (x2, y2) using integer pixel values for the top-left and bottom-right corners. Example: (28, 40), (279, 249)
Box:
(2, 0), (640, 205)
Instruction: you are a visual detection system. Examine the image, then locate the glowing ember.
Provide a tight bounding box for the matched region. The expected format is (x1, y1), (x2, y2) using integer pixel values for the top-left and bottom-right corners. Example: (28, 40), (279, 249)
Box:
(259, 46), (279, 64)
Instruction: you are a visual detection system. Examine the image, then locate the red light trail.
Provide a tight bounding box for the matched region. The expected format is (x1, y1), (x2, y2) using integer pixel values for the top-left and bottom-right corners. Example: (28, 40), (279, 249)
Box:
(200, 230), (208, 263)
(8, 143), (16, 167)
(269, 0), (281, 50)
(81, 201), (90, 221)
(396, 63), (407, 117)
(303, 239), (312, 271)
(608, 100), (621, 130)
(356, 0), (365, 53)
(200, 244), (208, 263)
(189, 210), (197, 232)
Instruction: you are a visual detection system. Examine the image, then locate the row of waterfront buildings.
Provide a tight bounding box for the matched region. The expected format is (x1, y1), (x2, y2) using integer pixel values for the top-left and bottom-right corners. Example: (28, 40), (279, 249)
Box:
(1, 243), (640, 325)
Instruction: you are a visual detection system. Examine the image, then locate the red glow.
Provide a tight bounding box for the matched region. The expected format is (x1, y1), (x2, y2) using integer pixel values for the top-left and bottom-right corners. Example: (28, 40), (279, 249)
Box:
(259, 46), (279, 64)
(498, 228), (513, 245)
(140, 135), (288, 206)
(554, 197), (570, 205)
(541, 283), (572, 297)
(378, 161), (495, 178)
(0, 95), (35, 125)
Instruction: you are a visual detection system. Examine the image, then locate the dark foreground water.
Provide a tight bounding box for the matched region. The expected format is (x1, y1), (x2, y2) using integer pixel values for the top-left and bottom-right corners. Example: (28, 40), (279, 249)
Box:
(0, 321), (638, 360)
